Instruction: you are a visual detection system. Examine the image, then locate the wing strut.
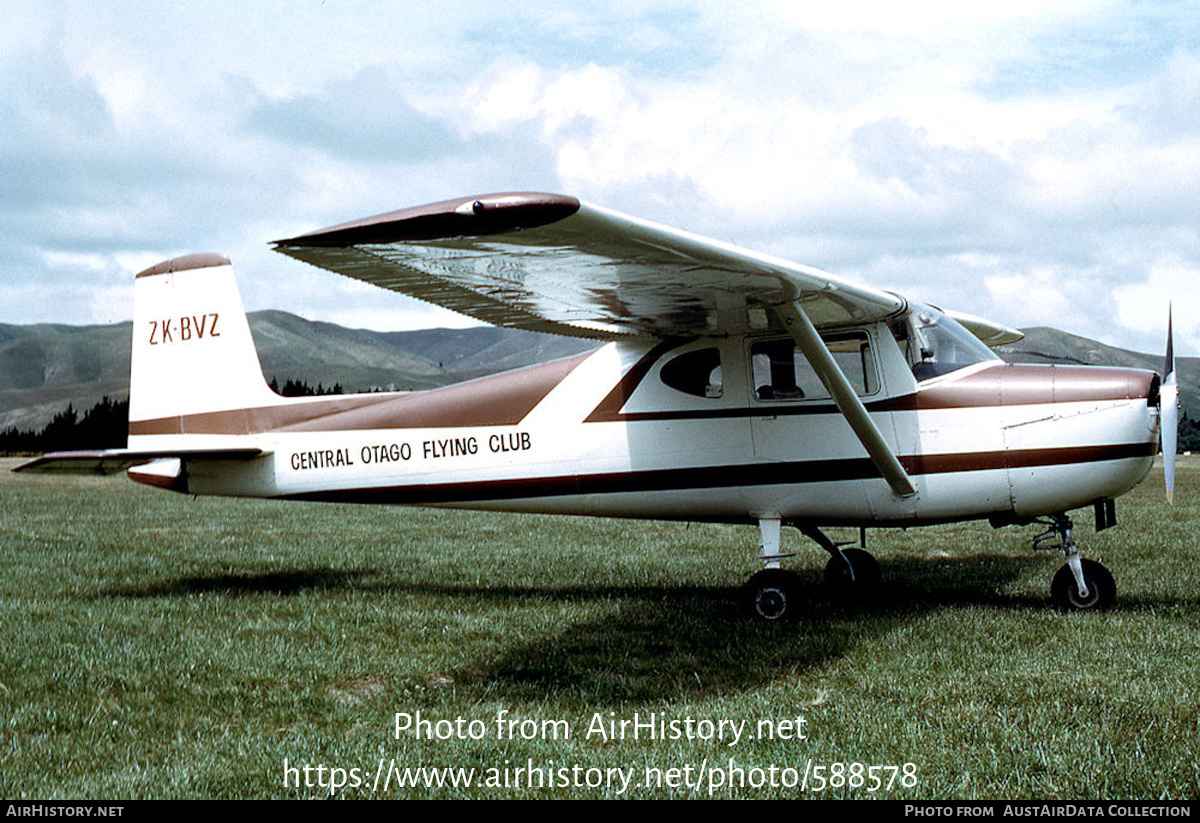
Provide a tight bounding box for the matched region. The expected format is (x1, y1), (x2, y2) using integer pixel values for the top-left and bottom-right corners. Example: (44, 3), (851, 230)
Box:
(773, 301), (916, 498)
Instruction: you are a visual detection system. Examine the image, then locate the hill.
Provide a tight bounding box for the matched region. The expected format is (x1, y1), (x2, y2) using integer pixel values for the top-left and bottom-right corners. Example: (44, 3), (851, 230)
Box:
(0, 321), (132, 435)
(244, 310), (594, 393)
(0, 312), (595, 433)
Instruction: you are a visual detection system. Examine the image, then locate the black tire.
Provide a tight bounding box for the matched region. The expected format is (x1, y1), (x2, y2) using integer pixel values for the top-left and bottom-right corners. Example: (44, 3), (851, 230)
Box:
(1050, 559), (1116, 611)
(823, 548), (882, 595)
(742, 569), (801, 622)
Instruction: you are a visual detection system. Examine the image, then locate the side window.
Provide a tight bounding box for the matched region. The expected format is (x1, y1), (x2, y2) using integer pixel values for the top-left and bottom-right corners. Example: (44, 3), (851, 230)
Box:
(750, 333), (877, 401)
(660, 347), (723, 398)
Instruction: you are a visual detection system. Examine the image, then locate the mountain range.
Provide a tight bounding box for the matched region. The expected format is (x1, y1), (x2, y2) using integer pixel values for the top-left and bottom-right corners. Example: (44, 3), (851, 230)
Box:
(1, 311), (1194, 434)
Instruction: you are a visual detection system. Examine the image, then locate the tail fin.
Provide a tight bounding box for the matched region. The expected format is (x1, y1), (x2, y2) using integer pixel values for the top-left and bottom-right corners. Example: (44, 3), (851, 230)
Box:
(129, 254), (279, 437)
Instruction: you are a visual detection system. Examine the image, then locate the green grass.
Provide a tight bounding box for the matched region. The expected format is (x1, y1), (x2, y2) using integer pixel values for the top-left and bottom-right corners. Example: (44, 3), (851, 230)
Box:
(1, 457), (1197, 799)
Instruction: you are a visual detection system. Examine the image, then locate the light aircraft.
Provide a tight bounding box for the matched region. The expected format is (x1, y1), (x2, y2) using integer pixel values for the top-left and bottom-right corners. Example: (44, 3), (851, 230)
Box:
(17, 192), (1179, 620)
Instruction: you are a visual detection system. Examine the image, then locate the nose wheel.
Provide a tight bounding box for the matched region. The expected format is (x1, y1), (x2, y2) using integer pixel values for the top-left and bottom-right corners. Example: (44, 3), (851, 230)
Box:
(1034, 515), (1116, 611)
(1051, 559), (1116, 611)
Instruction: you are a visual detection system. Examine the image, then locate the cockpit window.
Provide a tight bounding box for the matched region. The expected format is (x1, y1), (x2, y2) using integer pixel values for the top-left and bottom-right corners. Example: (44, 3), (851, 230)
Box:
(660, 347), (723, 398)
(890, 304), (1000, 382)
(750, 332), (877, 401)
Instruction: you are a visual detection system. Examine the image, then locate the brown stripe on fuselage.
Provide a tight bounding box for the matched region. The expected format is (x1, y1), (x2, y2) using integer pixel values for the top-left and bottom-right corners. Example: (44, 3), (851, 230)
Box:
(901, 442), (1156, 475)
(129, 350), (594, 436)
(584, 340), (679, 423)
(130, 353), (1155, 437)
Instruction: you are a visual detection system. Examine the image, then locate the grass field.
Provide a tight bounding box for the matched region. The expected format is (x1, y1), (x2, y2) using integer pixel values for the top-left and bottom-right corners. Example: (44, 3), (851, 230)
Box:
(1, 456), (1197, 799)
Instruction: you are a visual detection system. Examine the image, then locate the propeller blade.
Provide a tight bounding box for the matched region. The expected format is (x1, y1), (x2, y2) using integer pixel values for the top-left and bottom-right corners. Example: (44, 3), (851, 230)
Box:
(1162, 304), (1178, 504)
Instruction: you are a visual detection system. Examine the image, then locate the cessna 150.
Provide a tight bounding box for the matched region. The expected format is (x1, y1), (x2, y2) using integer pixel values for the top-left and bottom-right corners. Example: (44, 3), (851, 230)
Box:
(17, 192), (1178, 620)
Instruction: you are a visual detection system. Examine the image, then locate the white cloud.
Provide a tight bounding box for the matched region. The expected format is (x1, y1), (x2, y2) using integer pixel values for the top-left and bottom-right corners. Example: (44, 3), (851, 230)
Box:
(762, 0), (1116, 38)
(1113, 258), (1200, 353)
(0, 0), (1197, 359)
(463, 61), (551, 132)
(986, 268), (1085, 329)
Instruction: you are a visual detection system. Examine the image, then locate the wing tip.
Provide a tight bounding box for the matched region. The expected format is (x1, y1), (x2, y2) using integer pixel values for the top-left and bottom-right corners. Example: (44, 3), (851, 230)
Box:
(941, 308), (1025, 347)
(273, 192), (581, 248)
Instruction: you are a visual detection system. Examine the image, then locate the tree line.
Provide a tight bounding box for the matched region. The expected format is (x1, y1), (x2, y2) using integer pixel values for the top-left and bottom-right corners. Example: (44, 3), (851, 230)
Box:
(0, 396), (129, 454)
(1180, 413), (1200, 452)
(268, 378), (344, 397)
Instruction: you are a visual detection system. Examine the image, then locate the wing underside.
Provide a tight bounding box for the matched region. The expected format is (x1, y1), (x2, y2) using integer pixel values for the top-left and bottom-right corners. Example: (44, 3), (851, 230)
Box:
(273, 192), (907, 340)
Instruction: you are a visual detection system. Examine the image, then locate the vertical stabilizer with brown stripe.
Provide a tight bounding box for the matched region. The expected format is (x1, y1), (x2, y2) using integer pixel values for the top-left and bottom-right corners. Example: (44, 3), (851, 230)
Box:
(129, 254), (280, 440)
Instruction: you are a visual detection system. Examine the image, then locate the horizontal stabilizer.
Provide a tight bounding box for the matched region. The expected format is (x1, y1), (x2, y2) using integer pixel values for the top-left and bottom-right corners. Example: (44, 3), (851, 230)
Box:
(13, 448), (267, 475)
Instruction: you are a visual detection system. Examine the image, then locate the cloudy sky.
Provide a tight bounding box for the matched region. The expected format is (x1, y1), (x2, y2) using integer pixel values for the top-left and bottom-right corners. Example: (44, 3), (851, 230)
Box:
(2, 0), (1198, 355)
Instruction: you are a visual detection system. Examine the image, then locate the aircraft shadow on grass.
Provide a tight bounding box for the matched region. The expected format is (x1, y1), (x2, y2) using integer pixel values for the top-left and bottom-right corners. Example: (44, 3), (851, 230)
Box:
(92, 553), (1118, 703)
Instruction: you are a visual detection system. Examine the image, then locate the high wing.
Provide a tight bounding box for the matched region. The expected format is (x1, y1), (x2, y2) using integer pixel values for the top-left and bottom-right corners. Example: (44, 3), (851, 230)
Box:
(272, 192), (914, 340)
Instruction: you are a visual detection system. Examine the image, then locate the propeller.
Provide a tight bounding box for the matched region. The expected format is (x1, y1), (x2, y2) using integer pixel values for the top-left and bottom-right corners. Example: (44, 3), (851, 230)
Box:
(1162, 304), (1178, 504)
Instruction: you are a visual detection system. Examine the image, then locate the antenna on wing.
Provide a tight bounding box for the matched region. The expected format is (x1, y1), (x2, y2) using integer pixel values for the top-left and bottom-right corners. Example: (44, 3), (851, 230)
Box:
(1162, 303), (1178, 504)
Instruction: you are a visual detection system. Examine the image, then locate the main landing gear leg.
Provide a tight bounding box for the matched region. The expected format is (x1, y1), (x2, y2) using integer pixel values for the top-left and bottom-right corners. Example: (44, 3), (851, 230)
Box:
(799, 525), (882, 597)
(1034, 514), (1116, 611)
(741, 518), (801, 622)
(741, 522), (885, 620)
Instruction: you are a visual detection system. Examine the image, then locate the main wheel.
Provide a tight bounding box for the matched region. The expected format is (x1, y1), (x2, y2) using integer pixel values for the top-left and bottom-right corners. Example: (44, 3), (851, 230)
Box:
(823, 548), (881, 595)
(1050, 559), (1116, 611)
(741, 569), (801, 622)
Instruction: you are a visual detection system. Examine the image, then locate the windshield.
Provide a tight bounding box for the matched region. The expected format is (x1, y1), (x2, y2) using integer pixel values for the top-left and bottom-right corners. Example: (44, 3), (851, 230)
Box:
(890, 303), (1000, 381)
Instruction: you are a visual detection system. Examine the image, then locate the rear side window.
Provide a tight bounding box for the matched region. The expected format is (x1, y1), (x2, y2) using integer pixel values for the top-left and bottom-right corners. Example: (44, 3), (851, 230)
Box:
(750, 332), (877, 401)
(660, 347), (723, 398)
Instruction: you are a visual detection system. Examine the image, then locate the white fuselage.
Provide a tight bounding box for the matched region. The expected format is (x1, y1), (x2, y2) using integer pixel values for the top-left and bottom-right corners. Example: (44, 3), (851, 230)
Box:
(129, 320), (1160, 527)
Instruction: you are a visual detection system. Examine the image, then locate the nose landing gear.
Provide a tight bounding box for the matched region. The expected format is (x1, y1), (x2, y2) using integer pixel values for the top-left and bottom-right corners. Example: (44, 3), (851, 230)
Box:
(1033, 514), (1116, 611)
